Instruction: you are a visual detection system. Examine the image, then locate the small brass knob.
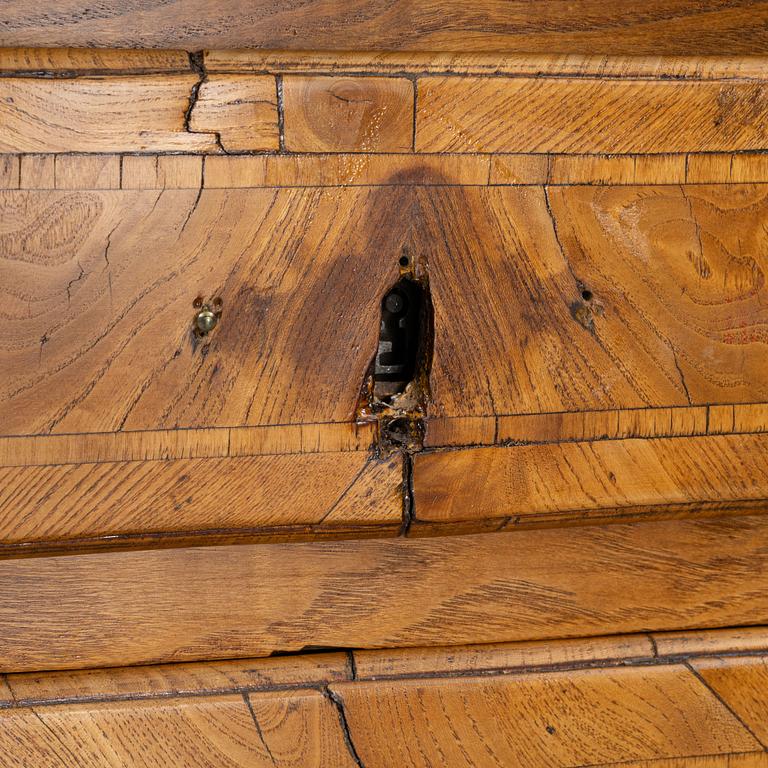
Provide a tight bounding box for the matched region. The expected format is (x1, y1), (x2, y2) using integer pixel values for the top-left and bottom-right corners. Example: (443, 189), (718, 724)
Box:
(195, 308), (218, 334)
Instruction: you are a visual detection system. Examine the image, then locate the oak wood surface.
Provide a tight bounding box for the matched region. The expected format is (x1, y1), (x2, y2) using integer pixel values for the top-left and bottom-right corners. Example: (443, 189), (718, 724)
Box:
(0, 451), (401, 546)
(413, 434), (768, 527)
(282, 76), (414, 153)
(5, 184), (766, 436)
(332, 666), (759, 768)
(416, 76), (768, 154)
(691, 657), (768, 748)
(0, 692), (357, 767)
(0, 47), (190, 73)
(1, 515), (767, 671)
(189, 75), (279, 152)
(2, 2), (768, 53)
(0, 75), (218, 153)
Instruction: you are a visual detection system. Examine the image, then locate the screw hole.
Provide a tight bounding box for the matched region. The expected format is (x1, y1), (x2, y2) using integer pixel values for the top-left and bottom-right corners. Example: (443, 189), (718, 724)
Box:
(193, 296), (204, 308)
(581, 289), (593, 302)
(212, 297), (223, 308)
(399, 255), (409, 268)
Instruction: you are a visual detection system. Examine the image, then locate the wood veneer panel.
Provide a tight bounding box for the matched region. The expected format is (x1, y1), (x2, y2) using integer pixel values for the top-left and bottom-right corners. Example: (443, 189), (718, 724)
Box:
(692, 657), (768, 747)
(6, 654), (350, 705)
(0, 188), (404, 434)
(1, 2), (768, 53)
(207, 50), (768, 79)
(0, 693), (351, 767)
(417, 77), (768, 154)
(654, 628), (768, 658)
(1, 515), (767, 671)
(425, 185), (768, 418)
(188, 75), (279, 152)
(0, 76), (218, 153)
(413, 434), (768, 527)
(0, 452), (401, 545)
(354, 635), (654, 680)
(332, 666), (759, 767)
(282, 76), (414, 153)
(0, 47), (190, 73)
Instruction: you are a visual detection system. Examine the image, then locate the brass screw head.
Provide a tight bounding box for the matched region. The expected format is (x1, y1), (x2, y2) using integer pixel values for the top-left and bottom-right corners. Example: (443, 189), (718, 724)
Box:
(195, 308), (218, 334)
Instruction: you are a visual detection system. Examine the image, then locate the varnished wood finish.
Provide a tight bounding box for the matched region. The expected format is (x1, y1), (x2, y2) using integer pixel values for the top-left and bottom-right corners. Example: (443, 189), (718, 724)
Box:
(413, 434), (768, 528)
(0, 76), (219, 153)
(1, 515), (768, 671)
(189, 75), (279, 152)
(282, 76), (414, 153)
(4, 185), (766, 437)
(416, 77), (768, 154)
(333, 666), (760, 767)
(692, 657), (768, 747)
(1, 189), (403, 434)
(0, 451), (401, 547)
(2, 2), (768, 53)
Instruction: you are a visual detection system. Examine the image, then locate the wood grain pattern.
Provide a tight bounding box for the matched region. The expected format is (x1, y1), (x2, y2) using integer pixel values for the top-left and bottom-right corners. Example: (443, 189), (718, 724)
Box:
(1, 515), (767, 671)
(282, 76), (414, 153)
(354, 634), (655, 680)
(417, 77), (768, 154)
(0, 75), (218, 153)
(0, 693), (334, 767)
(0, 451), (401, 547)
(332, 666), (759, 767)
(413, 434), (768, 527)
(7, 654), (350, 705)
(0, 188), (404, 434)
(654, 628), (768, 658)
(693, 657), (768, 748)
(207, 50), (768, 79)
(2, 2), (768, 53)
(122, 155), (203, 189)
(0, 47), (190, 73)
(425, 185), (768, 418)
(189, 75), (279, 152)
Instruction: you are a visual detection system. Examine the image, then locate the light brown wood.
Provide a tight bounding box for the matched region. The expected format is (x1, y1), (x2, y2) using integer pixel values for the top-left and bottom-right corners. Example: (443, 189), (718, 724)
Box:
(282, 76), (414, 153)
(204, 153), (491, 187)
(413, 434), (768, 527)
(1, 515), (768, 671)
(2, 3), (768, 53)
(416, 76), (768, 154)
(0, 75), (218, 153)
(0, 451), (401, 547)
(354, 634), (654, 680)
(0, 188), (405, 434)
(0, 692), (356, 767)
(426, 185), (768, 419)
(653, 628), (768, 658)
(0, 47), (190, 73)
(6, 653), (349, 705)
(206, 50), (768, 79)
(692, 657), (768, 747)
(121, 155), (203, 189)
(332, 666), (759, 767)
(189, 75), (279, 152)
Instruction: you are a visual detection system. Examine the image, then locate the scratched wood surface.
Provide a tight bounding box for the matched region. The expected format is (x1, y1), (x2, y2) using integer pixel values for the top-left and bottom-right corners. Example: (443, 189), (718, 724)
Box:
(3, 630), (768, 766)
(3, 185), (766, 436)
(413, 433), (768, 529)
(2, 2), (768, 53)
(1, 514), (767, 671)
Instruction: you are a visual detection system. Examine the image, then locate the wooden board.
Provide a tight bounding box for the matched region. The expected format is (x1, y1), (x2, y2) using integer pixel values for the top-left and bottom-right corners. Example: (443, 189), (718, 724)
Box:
(1, 514), (768, 671)
(0, 75), (220, 153)
(4, 184), (767, 436)
(332, 666), (760, 767)
(413, 434), (768, 528)
(1, 2), (768, 53)
(282, 76), (414, 153)
(0, 188), (403, 434)
(0, 451), (401, 550)
(416, 77), (768, 154)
